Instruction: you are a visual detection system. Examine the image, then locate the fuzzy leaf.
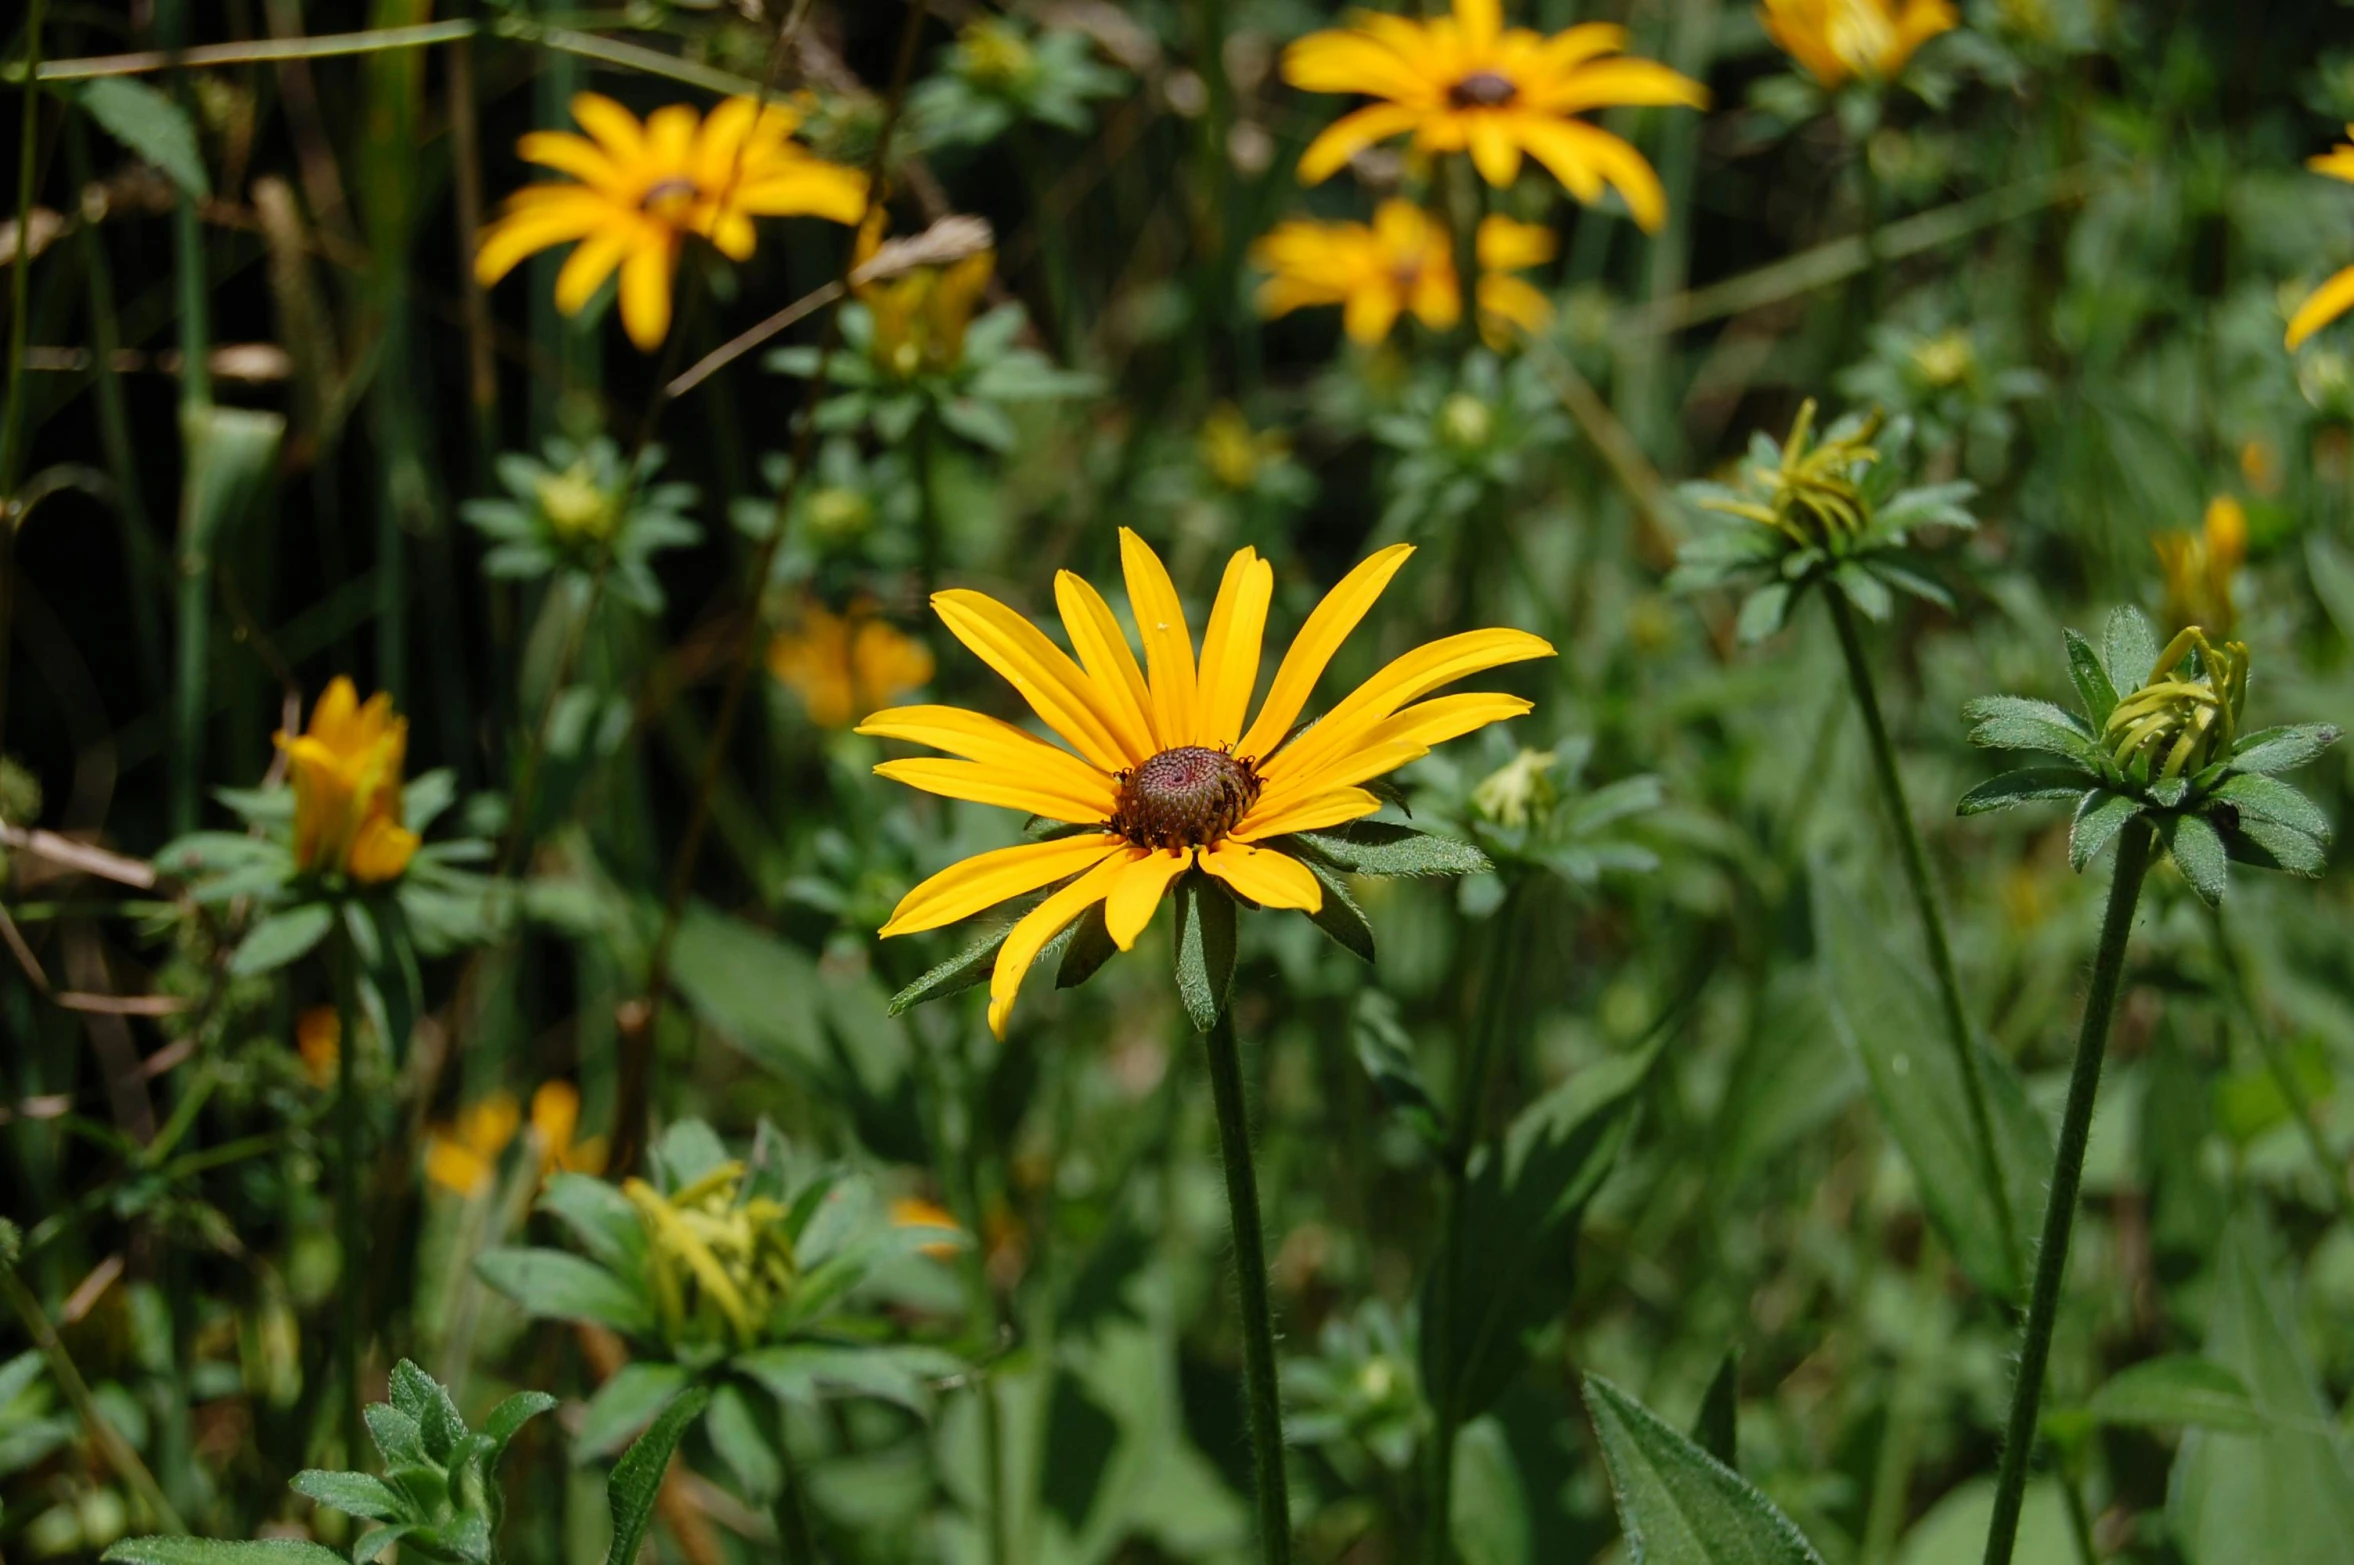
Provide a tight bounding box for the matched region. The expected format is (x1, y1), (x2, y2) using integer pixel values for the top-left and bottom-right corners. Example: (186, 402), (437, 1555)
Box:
(537, 1173), (647, 1277)
(230, 903), (336, 977)
(1833, 562), (1893, 622)
(1582, 1374), (1827, 1564)
(288, 1470), (410, 1523)
(103, 1544), (345, 1565)
(1735, 581), (1794, 643)
(603, 1385), (711, 1565)
(2070, 790), (2143, 872)
(1289, 823), (1491, 879)
(1170, 872), (1236, 1033)
(2228, 725), (2343, 777)
(1962, 696), (2094, 759)
(2102, 605), (2161, 691)
(473, 1248), (652, 1336)
(2165, 813), (2230, 906)
(1956, 768), (2091, 816)
(2065, 628), (2119, 728)
(2214, 774), (2333, 840)
(885, 925), (1009, 1015)
(1304, 859), (1376, 964)
(574, 1363), (692, 1461)
(2087, 1356), (2265, 1434)
(2223, 817), (2330, 877)
(479, 1391), (558, 1458)
(1691, 1352), (1740, 1469)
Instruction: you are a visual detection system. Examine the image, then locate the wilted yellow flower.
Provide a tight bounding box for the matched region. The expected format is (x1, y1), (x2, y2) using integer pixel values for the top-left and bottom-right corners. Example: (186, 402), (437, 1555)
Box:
(863, 529), (1548, 1036)
(1282, 0), (1706, 230)
(1474, 213), (1557, 346)
(1759, 0), (1956, 88)
(475, 93), (866, 351)
(2286, 129), (2354, 350)
(1253, 201), (1459, 346)
(767, 600), (936, 729)
(625, 1162), (797, 1350)
(295, 1006), (339, 1086)
(2153, 496), (2247, 637)
(424, 1092), (522, 1198)
(856, 214), (997, 379)
(529, 1081), (607, 1177)
(275, 678), (419, 886)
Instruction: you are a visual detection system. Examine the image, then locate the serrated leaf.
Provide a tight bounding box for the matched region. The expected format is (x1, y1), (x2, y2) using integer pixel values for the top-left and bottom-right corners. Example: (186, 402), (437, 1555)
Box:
(1054, 902), (1119, 989)
(2228, 725), (2343, 777)
(229, 903), (335, 977)
(1304, 859), (1376, 963)
(2165, 813), (2229, 906)
(1957, 768), (2092, 816)
(2064, 629), (2119, 727)
(603, 1386), (710, 1565)
(1351, 990), (1443, 1147)
(1170, 872), (1235, 1033)
(2212, 775), (2333, 841)
(77, 78), (211, 198)
(1962, 696), (2094, 760)
(2103, 605), (2161, 691)
(885, 925), (1009, 1015)
(289, 1469), (410, 1523)
(2086, 1355), (2264, 1434)
(473, 1248), (652, 1336)
(1289, 823), (1491, 879)
(102, 1543), (346, 1565)
(1583, 1374), (1827, 1564)
(2070, 790), (2143, 872)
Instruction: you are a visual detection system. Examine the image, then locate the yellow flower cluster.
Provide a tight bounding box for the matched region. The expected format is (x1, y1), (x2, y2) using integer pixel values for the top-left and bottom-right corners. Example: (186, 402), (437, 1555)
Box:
(856, 215), (997, 380)
(275, 678), (419, 886)
(767, 599), (936, 729)
(1251, 201), (1558, 348)
(2152, 497), (2247, 638)
(2102, 626), (2248, 783)
(2286, 129), (2354, 350)
(425, 1082), (606, 1198)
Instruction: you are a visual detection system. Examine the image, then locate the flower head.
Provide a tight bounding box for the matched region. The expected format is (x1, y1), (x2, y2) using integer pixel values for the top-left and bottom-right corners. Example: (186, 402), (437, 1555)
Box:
(2286, 129), (2354, 350)
(1759, 0), (1956, 88)
(275, 678), (420, 886)
(768, 599), (936, 729)
(463, 437), (701, 613)
(1474, 214), (1558, 346)
(864, 529), (1550, 1036)
(1253, 201), (1460, 346)
(625, 1160), (798, 1352)
(1960, 608), (2339, 905)
(2153, 496), (2247, 637)
(424, 1092), (521, 1198)
(1282, 0), (1706, 230)
(474, 93), (866, 351)
(854, 214), (997, 380)
(529, 1081), (607, 1177)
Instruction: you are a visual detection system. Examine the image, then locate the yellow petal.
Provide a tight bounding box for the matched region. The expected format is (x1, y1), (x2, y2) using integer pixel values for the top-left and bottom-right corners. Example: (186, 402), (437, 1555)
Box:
(1477, 213), (1558, 270)
(347, 814), (420, 885)
(1198, 840), (1323, 912)
(2287, 264), (2354, 349)
(987, 850), (1135, 1037)
(1466, 114), (1524, 185)
(1530, 58), (1709, 114)
(569, 92), (648, 163)
(554, 229), (633, 315)
(474, 192), (607, 286)
(1236, 544), (1415, 761)
(1119, 529), (1200, 749)
(1296, 101), (1429, 185)
(858, 704), (1114, 809)
(1053, 572), (1158, 765)
(1196, 550), (1275, 747)
(1453, 0), (1503, 51)
(736, 161), (869, 223)
(874, 758), (1115, 825)
(880, 834), (1127, 937)
(616, 237), (677, 349)
(1516, 117), (1670, 232)
(1103, 847), (1194, 950)
(932, 590), (1134, 773)
(1264, 628), (1553, 787)
(1282, 29), (1436, 101)
(1258, 692), (1533, 808)
(425, 1136), (491, 1197)
(1232, 786), (1384, 840)
(516, 130), (623, 189)
(1345, 283), (1407, 345)
(1531, 22), (1630, 75)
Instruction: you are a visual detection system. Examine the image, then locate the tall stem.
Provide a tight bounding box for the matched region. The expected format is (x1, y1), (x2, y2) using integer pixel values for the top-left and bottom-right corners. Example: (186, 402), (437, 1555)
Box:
(1826, 588), (2023, 1291)
(329, 916), (367, 1465)
(1981, 817), (2155, 1565)
(1203, 1008), (1290, 1565)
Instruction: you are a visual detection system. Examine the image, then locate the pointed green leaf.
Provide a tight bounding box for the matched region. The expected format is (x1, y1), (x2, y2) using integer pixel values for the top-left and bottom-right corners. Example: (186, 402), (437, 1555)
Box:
(885, 925), (1009, 1015)
(77, 78), (211, 198)
(2086, 1355), (2264, 1434)
(603, 1385), (711, 1565)
(230, 903), (336, 977)
(1583, 1374), (1827, 1564)
(574, 1363), (692, 1461)
(1303, 859), (1376, 963)
(102, 1543), (346, 1565)
(2165, 813), (2229, 906)
(1170, 872), (1235, 1033)
(537, 1173), (647, 1277)
(2070, 790), (2142, 872)
(1735, 581), (1794, 643)
(2212, 774), (2332, 841)
(473, 1248), (652, 1336)
(1692, 1352), (1739, 1469)
(1962, 696), (2094, 760)
(2064, 629), (2119, 727)
(288, 1470), (410, 1523)
(2228, 725), (2343, 777)
(479, 1391), (559, 1460)
(2221, 817), (2329, 877)
(703, 1383), (782, 1505)
(1351, 991), (1443, 1148)
(2102, 605), (2161, 691)
(1957, 768), (2092, 816)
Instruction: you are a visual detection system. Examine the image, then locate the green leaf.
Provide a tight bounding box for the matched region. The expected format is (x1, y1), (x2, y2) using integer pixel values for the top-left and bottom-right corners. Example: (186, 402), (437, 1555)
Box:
(1956, 768), (2091, 816)
(885, 925), (1008, 1016)
(181, 406), (286, 554)
(229, 903), (335, 977)
(2169, 1220), (2354, 1565)
(102, 1543), (346, 1565)
(1582, 1374), (1827, 1564)
(2165, 813), (2229, 906)
(1691, 1351), (1739, 1469)
(669, 904), (827, 1080)
(1817, 873), (2048, 1298)
(603, 1385), (711, 1565)
(734, 1343), (963, 1413)
(2228, 725), (2343, 777)
(1303, 859), (1376, 963)
(2086, 1355), (2264, 1434)
(1422, 1045), (1653, 1423)
(350, 1525), (417, 1565)
(1450, 1417), (1531, 1565)
(2212, 774), (2333, 841)
(2069, 790), (2142, 872)
(1734, 581), (1794, 644)
(575, 1363), (692, 1460)
(2102, 605), (2161, 692)
(1170, 871), (1235, 1033)
(1054, 902), (1119, 990)
(478, 1391), (559, 1460)
(473, 1248), (652, 1336)
(388, 1361), (464, 1463)
(363, 1403), (427, 1468)
(703, 1383), (782, 1505)
(76, 78), (211, 198)
(2064, 628), (2119, 728)
(1288, 822), (1491, 878)
(2222, 817), (2329, 877)
(537, 1173), (648, 1277)
(1961, 696), (2094, 760)
(288, 1470), (409, 1523)
(1351, 990), (1443, 1148)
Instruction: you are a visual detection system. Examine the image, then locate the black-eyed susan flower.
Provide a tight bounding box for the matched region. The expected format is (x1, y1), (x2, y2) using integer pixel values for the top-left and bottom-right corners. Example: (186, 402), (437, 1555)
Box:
(767, 598), (936, 729)
(2286, 129), (2354, 350)
(2153, 496), (2247, 637)
(424, 1092), (521, 1198)
(1758, 0), (1956, 89)
(276, 677), (420, 886)
(474, 93), (865, 351)
(863, 528), (1550, 1036)
(527, 1081), (608, 1177)
(1281, 0), (1706, 231)
(851, 213), (997, 381)
(1959, 609), (2339, 905)
(1253, 201), (1460, 345)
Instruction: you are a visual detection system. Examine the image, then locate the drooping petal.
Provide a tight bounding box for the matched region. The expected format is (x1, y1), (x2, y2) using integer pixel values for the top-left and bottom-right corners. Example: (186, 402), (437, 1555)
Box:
(874, 759), (1115, 825)
(1199, 840), (1323, 912)
(1296, 101), (1428, 184)
(616, 236), (678, 349)
(735, 161), (869, 223)
(1344, 283), (1407, 345)
(1195, 550), (1275, 747)
(1236, 544), (1415, 761)
(932, 590), (1134, 773)
(2287, 264), (2354, 349)
(1263, 629), (1553, 786)
(473, 191), (609, 286)
(1103, 847), (1194, 949)
(1529, 22), (1630, 75)
(553, 229), (633, 315)
(1477, 213), (1559, 271)
(1053, 572), (1158, 765)
(879, 834), (1127, 937)
(1119, 529), (1200, 750)
(987, 850), (1135, 1037)
(1516, 116), (1670, 232)
(857, 705), (1115, 809)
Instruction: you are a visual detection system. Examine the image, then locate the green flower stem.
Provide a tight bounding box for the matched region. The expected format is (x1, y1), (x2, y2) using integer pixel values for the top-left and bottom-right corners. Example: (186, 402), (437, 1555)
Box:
(1981, 816), (2155, 1565)
(328, 916), (368, 1466)
(1203, 1007), (1291, 1565)
(2210, 907), (2354, 1222)
(1826, 587), (2024, 1290)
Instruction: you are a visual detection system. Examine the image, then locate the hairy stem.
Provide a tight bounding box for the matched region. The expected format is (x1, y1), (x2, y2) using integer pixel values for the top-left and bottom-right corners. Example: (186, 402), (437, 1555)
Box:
(1827, 587), (2024, 1292)
(1981, 817), (2154, 1565)
(1204, 1007), (1290, 1565)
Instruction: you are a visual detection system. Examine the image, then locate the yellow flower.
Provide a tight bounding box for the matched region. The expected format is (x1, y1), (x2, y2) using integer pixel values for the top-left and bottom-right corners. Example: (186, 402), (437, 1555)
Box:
(861, 529), (1551, 1036)
(1281, 0), (1706, 231)
(275, 678), (420, 886)
(529, 1081), (607, 1177)
(1474, 213), (1557, 345)
(856, 213), (997, 379)
(2153, 496), (2247, 637)
(424, 1092), (522, 1198)
(474, 93), (866, 352)
(1199, 403), (1285, 492)
(295, 1006), (339, 1087)
(1253, 200), (1460, 345)
(767, 599), (937, 729)
(1758, 0), (1956, 88)
(2286, 128), (2354, 350)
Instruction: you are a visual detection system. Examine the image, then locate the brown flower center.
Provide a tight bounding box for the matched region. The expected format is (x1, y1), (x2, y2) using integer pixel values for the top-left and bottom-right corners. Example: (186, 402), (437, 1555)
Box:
(1447, 71), (1518, 109)
(640, 177), (700, 216)
(1112, 746), (1261, 849)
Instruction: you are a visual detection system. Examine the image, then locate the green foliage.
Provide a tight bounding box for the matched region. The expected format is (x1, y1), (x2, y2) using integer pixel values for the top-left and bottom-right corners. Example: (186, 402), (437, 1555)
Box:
(1583, 1374), (1827, 1564)
(460, 438), (700, 614)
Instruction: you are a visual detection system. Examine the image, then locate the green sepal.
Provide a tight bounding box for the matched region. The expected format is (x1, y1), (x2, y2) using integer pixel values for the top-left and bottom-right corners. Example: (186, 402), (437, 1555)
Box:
(2227, 724), (2343, 777)
(885, 925), (1010, 1016)
(1054, 902), (1119, 989)
(2221, 815), (2329, 876)
(1287, 822), (1491, 879)
(1956, 767), (2092, 816)
(1170, 871), (1236, 1033)
(2164, 813), (2229, 906)
(2212, 774), (2333, 840)
(2070, 790), (2143, 872)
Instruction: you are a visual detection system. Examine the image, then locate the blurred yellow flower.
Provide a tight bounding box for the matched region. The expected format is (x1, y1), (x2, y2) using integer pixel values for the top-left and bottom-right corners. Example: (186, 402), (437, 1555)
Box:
(1474, 213), (1557, 345)
(2286, 129), (2354, 350)
(295, 1006), (338, 1087)
(1759, 0), (1956, 88)
(890, 1195), (966, 1260)
(424, 1092), (522, 1198)
(855, 215), (996, 378)
(1252, 201), (1459, 346)
(1199, 403), (1287, 491)
(1282, 0), (1705, 231)
(475, 93), (866, 351)
(275, 678), (419, 886)
(767, 599), (936, 729)
(529, 1081), (607, 1177)
(862, 529), (1548, 1036)
(2153, 496), (2247, 637)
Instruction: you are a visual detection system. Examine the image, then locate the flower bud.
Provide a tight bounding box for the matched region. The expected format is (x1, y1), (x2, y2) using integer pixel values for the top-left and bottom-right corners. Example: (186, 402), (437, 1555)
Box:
(1473, 747), (1559, 830)
(2102, 626), (2247, 783)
